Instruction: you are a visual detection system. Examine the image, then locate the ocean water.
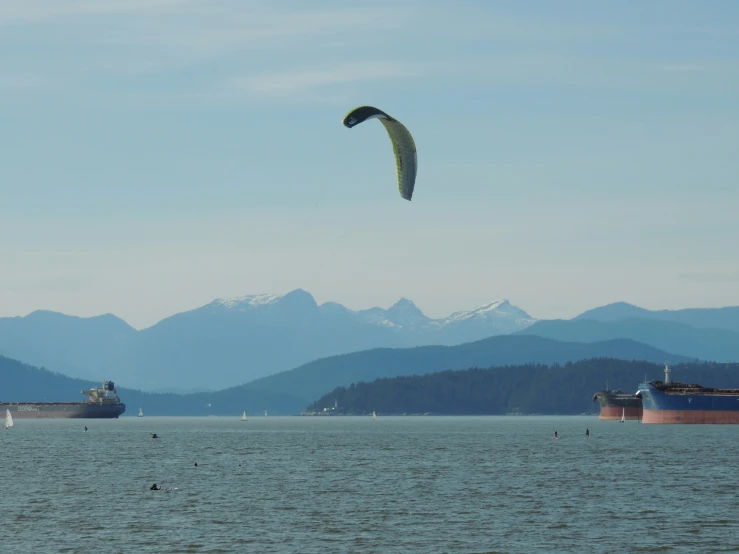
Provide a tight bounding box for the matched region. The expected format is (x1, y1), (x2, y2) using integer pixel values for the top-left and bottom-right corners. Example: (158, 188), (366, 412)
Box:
(2, 416), (738, 553)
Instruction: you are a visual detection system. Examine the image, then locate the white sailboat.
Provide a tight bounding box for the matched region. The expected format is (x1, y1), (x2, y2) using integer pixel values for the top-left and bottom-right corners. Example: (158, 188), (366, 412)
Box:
(372, 411), (377, 421)
(241, 411), (247, 421)
(264, 410), (267, 417)
(620, 408), (625, 423)
(5, 409), (13, 429)
(138, 408), (144, 418)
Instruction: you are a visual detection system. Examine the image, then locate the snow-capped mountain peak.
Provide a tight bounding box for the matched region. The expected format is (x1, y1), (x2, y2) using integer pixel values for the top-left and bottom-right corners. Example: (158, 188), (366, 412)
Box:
(440, 299), (537, 330)
(443, 299), (508, 322)
(213, 293), (280, 309)
(208, 290), (535, 338)
(208, 289), (318, 318)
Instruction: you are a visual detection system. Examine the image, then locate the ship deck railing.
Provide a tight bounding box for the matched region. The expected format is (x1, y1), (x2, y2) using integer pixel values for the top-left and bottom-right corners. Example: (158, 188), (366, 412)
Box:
(651, 380), (739, 395)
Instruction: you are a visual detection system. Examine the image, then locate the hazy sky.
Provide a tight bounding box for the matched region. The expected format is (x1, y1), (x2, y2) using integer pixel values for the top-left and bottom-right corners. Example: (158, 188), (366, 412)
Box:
(1, 0), (738, 329)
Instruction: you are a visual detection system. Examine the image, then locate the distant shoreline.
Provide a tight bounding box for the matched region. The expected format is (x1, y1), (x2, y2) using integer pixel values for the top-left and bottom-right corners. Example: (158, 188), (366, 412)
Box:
(299, 412), (600, 417)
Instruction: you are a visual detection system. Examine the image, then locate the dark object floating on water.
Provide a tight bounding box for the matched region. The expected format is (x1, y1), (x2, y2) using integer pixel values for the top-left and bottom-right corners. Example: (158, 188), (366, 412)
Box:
(151, 433), (159, 439)
(150, 483), (160, 490)
(84, 426), (88, 432)
(194, 463), (198, 468)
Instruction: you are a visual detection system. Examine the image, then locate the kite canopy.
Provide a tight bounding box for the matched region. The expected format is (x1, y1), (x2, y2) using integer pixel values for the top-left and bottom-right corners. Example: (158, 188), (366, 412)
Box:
(343, 106), (417, 201)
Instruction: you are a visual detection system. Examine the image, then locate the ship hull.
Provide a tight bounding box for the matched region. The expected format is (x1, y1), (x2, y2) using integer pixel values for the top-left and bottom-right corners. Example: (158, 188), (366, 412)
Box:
(638, 383), (739, 424)
(642, 409), (739, 424)
(598, 405), (643, 420)
(592, 390), (643, 420)
(0, 403), (126, 419)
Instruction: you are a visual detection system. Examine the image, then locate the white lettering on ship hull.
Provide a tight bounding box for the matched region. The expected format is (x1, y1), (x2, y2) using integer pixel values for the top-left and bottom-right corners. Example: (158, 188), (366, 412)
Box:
(16, 405), (40, 412)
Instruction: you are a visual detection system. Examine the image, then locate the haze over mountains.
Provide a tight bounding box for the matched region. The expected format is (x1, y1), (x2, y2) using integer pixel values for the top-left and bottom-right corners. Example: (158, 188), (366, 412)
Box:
(2, 294), (739, 413)
(535, 301), (739, 362)
(1, 292), (738, 396)
(0, 289), (536, 390)
(241, 335), (687, 405)
(574, 302), (739, 333)
(1, 334), (685, 416)
(0, 356), (306, 416)
(517, 319), (739, 363)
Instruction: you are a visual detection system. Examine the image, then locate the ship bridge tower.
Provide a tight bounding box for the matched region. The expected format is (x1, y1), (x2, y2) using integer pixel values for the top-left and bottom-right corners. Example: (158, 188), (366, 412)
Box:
(664, 362), (671, 384)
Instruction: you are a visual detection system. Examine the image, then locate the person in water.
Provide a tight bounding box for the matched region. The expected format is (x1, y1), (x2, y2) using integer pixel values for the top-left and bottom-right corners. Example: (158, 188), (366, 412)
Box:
(586, 428), (590, 437)
(84, 426), (88, 432)
(151, 433), (159, 439)
(150, 484), (160, 490)
(554, 431), (558, 438)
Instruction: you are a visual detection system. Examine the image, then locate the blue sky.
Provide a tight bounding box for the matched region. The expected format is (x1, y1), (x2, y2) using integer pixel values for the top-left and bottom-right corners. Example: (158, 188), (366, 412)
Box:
(1, 0), (738, 329)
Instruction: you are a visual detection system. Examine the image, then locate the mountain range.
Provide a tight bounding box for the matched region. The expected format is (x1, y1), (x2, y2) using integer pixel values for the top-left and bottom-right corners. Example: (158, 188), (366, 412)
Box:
(1, 334), (685, 415)
(241, 335), (686, 405)
(516, 318), (739, 362)
(574, 302), (739, 333)
(0, 290), (536, 390)
(2, 293), (738, 395)
(0, 356), (306, 416)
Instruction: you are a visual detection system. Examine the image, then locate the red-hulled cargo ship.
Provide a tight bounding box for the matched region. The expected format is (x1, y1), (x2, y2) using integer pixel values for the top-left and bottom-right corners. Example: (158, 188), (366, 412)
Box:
(637, 363), (739, 424)
(0, 381), (126, 419)
(592, 383), (643, 420)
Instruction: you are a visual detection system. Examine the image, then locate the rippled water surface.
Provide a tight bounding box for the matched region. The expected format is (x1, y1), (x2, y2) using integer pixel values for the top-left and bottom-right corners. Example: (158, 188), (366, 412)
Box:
(2, 416), (738, 553)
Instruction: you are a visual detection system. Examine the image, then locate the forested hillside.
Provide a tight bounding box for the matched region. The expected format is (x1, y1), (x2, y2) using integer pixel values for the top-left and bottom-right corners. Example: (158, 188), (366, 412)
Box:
(305, 359), (739, 416)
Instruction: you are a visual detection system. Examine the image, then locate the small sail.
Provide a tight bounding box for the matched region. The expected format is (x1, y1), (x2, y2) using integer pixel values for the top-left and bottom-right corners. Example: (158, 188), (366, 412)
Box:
(242, 411), (247, 421)
(138, 408), (144, 418)
(5, 409), (13, 429)
(372, 411), (377, 421)
(264, 410), (267, 417)
(620, 408), (625, 423)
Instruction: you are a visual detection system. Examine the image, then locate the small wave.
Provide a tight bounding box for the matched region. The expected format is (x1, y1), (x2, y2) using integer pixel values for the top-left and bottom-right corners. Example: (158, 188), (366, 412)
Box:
(702, 519), (732, 526)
